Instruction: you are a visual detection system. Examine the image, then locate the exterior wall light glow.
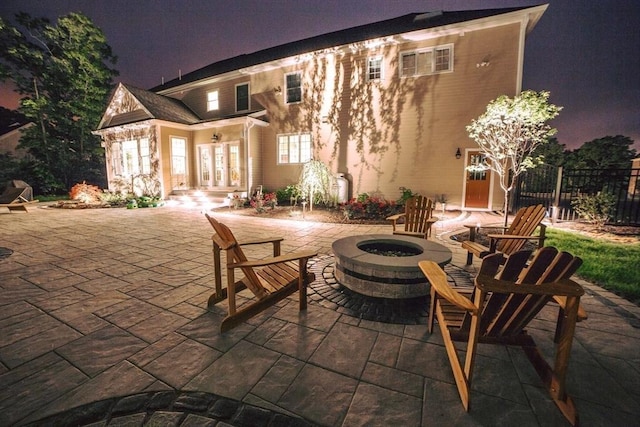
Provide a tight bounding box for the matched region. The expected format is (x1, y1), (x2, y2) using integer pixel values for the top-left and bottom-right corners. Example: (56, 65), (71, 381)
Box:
(455, 148), (462, 159)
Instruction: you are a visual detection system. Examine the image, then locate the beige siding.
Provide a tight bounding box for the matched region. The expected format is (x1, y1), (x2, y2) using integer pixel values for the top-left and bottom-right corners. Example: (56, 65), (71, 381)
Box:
(247, 125), (263, 194)
(239, 23), (522, 208)
(159, 126), (192, 194)
(182, 77), (261, 119)
(101, 17), (528, 210)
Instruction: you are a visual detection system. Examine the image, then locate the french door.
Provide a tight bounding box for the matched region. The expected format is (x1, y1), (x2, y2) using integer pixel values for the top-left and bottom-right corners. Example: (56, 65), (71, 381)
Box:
(199, 142), (241, 189)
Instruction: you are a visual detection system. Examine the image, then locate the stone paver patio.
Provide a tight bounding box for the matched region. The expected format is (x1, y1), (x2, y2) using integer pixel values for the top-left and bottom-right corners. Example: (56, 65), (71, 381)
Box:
(0, 205), (638, 426)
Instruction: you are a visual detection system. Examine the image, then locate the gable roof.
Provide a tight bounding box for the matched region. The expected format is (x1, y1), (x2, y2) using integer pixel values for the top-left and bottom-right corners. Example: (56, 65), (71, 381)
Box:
(0, 108), (28, 136)
(124, 84), (200, 124)
(153, 6), (544, 93)
(97, 83), (200, 130)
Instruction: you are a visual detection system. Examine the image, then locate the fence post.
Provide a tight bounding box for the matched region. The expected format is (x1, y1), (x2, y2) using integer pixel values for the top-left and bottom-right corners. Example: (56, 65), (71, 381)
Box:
(551, 166), (563, 224)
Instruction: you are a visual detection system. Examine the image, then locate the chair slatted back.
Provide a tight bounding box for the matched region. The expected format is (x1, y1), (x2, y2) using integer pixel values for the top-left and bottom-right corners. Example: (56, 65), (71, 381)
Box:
(496, 204), (546, 255)
(404, 196), (433, 235)
(0, 187), (28, 204)
(477, 247), (582, 337)
(206, 214), (268, 298)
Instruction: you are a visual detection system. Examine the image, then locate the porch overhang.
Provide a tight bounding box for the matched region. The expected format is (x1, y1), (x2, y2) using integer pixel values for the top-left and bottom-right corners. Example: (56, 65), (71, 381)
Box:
(92, 111), (269, 142)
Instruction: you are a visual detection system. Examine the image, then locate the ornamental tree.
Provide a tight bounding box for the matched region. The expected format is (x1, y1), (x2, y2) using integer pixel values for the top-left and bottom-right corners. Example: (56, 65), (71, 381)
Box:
(0, 12), (118, 193)
(466, 90), (562, 226)
(298, 159), (335, 211)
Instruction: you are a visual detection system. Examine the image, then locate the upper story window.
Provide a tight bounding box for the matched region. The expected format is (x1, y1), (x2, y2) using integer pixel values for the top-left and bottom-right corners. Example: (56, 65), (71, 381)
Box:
(207, 90), (219, 111)
(400, 44), (453, 77)
(367, 56), (383, 81)
(278, 133), (311, 164)
(285, 72), (302, 104)
(236, 83), (249, 112)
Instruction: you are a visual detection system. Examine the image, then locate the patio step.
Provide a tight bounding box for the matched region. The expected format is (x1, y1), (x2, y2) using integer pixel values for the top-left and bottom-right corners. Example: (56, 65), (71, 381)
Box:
(165, 190), (230, 208)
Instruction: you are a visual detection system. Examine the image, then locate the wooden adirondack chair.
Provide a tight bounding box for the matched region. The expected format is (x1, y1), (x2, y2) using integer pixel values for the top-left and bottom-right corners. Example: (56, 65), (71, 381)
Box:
(386, 195), (437, 239)
(0, 187), (38, 212)
(205, 214), (318, 332)
(462, 204), (547, 265)
(419, 246), (586, 426)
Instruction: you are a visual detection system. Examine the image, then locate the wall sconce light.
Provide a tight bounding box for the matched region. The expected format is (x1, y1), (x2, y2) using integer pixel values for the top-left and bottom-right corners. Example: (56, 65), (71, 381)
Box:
(274, 86), (282, 94)
(455, 148), (462, 159)
(476, 56), (491, 68)
(211, 133), (220, 142)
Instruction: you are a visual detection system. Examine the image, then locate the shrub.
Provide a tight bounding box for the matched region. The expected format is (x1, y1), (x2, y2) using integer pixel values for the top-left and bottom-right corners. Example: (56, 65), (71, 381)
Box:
(298, 160), (335, 210)
(276, 184), (301, 205)
(99, 191), (128, 207)
(251, 191), (277, 213)
(571, 192), (616, 229)
(69, 181), (102, 203)
(397, 186), (419, 204)
(342, 194), (402, 220)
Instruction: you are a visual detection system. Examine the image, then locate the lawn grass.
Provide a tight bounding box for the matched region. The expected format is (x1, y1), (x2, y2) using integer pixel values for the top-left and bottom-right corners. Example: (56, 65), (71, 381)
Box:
(545, 228), (640, 304)
(35, 195), (68, 202)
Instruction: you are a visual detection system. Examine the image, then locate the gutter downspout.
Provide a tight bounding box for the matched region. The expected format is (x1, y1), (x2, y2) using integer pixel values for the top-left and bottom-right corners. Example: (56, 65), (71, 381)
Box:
(245, 120), (255, 196)
(515, 13), (530, 95)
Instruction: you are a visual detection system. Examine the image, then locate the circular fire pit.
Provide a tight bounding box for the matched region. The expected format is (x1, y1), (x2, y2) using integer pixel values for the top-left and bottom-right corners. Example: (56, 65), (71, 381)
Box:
(331, 234), (452, 299)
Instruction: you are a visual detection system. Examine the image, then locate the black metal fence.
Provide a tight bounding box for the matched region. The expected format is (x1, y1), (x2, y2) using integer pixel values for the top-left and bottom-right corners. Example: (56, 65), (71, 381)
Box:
(512, 165), (640, 225)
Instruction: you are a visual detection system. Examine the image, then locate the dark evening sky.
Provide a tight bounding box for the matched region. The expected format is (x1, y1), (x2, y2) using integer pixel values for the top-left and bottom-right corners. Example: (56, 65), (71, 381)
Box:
(1, 0), (638, 150)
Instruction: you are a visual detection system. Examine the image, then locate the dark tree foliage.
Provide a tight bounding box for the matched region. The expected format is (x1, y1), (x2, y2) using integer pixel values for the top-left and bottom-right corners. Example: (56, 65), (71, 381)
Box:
(0, 12), (118, 194)
(565, 135), (637, 170)
(530, 137), (569, 167)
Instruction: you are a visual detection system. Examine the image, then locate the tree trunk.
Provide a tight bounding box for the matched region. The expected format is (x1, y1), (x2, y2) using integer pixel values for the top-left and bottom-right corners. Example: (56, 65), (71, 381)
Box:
(503, 189), (510, 228)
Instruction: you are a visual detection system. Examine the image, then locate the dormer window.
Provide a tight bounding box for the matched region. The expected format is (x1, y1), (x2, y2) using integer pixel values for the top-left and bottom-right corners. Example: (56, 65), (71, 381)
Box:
(207, 90), (219, 111)
(400, 44), (453, 77)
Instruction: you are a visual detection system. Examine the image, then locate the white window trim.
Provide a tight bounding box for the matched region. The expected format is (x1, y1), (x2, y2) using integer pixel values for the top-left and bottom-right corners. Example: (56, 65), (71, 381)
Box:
(207, 90), (219, 111)
(399, 43), (454, 77)
(285, 71), (302, 104)
(367, 56), (384, 81)
(277, 133), (312, 165)
(235, 82), (250, 112)
(118, 137), (151, 177)
(170, 136), (188, 176)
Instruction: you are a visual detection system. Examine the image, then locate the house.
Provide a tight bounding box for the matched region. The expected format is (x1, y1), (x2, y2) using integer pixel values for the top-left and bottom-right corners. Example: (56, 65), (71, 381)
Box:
(94, 4), (548, 210)
(0, 121), (32, 160)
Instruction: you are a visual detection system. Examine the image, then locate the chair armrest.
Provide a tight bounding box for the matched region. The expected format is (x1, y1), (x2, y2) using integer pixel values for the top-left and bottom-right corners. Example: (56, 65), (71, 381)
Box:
(553, 296), (588, 321)
(486, 233), (542, 241)
(464, 224), (507, 231)
(464, 223), (506, 243)
(386, 213), (405, 221)
(476, 275), (584, 298)
(386, 212), (405, 232)
(230, 250), (318, 269)
(238, 237), (284, 247)
(419, 261), (477, 313)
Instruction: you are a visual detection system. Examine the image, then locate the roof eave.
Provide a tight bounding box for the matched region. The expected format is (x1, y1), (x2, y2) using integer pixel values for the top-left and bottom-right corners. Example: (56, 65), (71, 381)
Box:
(155, 5), (548, 96)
